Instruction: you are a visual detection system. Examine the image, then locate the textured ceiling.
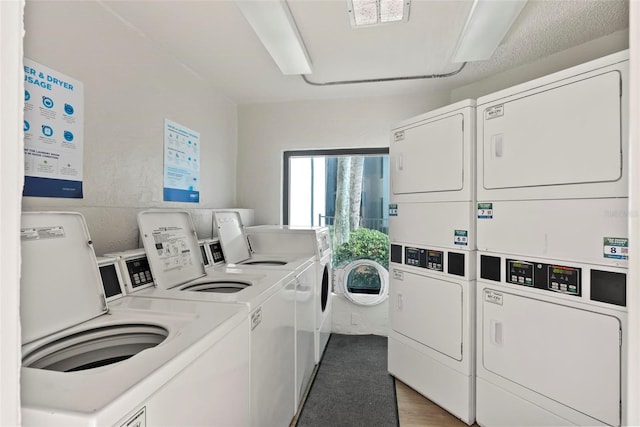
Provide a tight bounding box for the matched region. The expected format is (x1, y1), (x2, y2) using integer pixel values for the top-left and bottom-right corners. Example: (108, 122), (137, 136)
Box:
(100, 0), (629, 104)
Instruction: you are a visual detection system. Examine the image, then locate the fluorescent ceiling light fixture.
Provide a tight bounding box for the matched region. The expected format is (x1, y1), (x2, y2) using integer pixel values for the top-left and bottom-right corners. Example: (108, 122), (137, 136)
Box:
(236, 0), (312, 75)
(348, 0), (410, 28)
(452, 0), (527, 63)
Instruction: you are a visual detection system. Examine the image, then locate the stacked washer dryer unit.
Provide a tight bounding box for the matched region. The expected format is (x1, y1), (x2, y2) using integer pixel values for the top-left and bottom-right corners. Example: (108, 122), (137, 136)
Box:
(20, 212), (250, 426)
(387, 99), (477, 424)
(213, 212), (316, 413)
(130, 210), (300, 427)
(245, 225), (333, 364)
(475, 51), (629, 427)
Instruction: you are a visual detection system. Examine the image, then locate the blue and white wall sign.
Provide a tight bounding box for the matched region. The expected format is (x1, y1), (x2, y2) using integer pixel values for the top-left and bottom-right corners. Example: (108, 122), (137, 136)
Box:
(23, 58), (84, 198)
(163, 119), (200, 203)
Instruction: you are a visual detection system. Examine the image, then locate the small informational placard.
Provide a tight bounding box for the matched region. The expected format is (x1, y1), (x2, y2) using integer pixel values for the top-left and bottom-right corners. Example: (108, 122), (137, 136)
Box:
(23, 59), (84, 198)
(163, 119), (200, 203)
(603, 237), (628, 260)
(454, 230), (468, 246)
(484, 290), (503, 305)
(389, 204), (398, 216)
(477, 202), (493, 219)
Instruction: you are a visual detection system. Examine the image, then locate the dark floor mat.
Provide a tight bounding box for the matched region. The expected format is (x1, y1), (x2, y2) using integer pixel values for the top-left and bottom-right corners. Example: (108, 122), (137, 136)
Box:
(296, 333), (399, 427)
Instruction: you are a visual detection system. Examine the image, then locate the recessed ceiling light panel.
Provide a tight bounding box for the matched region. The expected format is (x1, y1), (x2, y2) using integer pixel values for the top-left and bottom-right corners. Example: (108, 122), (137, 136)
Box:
(348, 0), (410, 28)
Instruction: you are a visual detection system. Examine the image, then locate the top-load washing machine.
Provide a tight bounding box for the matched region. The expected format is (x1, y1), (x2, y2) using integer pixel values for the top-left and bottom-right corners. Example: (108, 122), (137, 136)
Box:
(213, 211), (317, 411)
(387, 99), (477, 425)
(245, 225), (333, 364)
(20, 212), (250, 427)
(475, 51), (629, 427)
(127, 210), (300, 427)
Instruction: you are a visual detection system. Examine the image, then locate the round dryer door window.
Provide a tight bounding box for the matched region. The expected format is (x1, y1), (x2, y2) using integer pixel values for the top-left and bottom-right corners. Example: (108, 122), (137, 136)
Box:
(334, 260), (389, 306)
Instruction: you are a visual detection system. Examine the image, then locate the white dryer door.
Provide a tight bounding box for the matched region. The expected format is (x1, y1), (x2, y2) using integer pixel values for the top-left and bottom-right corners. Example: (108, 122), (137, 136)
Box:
(390, 269), (463, 361)
(481, 71), (621, 190)
(481, 289), (621, 426)
(391, 113), (464, 195)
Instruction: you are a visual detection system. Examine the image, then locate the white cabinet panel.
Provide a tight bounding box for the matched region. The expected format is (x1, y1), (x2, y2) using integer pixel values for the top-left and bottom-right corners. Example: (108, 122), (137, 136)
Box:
(481, 290), (621, 426)
(390, 269), (463, 360)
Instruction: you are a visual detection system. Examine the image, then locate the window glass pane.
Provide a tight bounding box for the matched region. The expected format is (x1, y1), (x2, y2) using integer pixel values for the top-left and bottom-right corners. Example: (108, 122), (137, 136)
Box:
(346, 264), (382, 294)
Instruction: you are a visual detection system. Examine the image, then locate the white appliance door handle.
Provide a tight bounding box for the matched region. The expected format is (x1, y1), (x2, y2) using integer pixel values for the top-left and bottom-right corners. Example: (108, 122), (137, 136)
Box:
(490, 320), (503, 345)
(396, 154), (404, 171)
(491, 134), (504, 158)
(397, 294), (403, 310)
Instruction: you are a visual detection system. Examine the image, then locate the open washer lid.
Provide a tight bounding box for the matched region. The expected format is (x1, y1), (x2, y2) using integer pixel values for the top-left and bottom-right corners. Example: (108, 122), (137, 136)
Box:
(213, 211), (252, 265)
(137, 210), (206, 290)
(20, 212), (108, 345)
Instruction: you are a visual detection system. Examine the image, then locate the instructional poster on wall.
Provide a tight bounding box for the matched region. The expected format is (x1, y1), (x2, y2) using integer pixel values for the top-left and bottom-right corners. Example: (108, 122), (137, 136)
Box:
(163, 119), (200, 203)
(23, 58), (84, 198)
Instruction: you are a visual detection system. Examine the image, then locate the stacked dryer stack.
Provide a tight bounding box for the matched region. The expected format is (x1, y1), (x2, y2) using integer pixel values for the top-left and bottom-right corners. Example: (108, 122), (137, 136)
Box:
(387, 99), (477, 424)
(475, 51), (629, 427)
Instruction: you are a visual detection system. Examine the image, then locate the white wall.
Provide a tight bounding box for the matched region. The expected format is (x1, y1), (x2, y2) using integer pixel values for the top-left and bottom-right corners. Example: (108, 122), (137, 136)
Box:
(451, 29), (629, 102)
(21, 0), (239, 255)
(236, 92), (450, 225)
(331, 295), (389, 336)
(1, 2), (24, 425)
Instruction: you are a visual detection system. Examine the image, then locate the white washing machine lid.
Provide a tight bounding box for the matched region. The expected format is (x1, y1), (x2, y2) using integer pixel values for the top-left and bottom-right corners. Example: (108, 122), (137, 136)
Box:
(213, 211), (253, 264)
(20, 212), (108, 345)
(137, 210), (206, 290)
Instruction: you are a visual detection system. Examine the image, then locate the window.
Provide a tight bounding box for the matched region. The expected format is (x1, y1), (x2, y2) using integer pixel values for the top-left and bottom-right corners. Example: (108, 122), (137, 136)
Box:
(283, 148), (389, 304)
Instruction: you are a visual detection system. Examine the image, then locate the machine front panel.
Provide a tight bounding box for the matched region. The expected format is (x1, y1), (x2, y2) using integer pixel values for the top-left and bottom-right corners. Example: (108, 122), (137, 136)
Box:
(476, 198), (628, 268)
(389, 201), (475, 250)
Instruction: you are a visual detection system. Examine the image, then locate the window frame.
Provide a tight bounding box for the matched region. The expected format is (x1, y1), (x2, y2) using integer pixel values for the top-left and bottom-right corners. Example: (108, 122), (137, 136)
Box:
(282, 147), (389, 225)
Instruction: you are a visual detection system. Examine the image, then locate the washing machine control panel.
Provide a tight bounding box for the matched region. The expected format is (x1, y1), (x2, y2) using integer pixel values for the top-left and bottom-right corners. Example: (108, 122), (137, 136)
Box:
(208, 241), (225, 264)
(507, 259), (581, 296)
(125, 256), (154, 289)
(404, 247), (444, 272)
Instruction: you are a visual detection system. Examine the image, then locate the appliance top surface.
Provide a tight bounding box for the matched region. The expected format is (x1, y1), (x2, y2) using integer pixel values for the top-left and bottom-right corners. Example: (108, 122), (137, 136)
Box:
(21, 296), (246, 413)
